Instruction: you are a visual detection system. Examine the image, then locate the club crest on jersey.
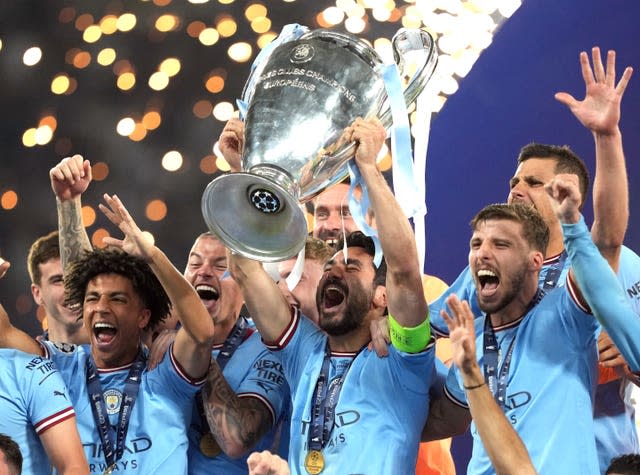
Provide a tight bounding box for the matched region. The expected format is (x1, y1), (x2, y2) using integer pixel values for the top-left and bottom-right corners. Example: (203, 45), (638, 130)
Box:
(103, 389), (122, 415)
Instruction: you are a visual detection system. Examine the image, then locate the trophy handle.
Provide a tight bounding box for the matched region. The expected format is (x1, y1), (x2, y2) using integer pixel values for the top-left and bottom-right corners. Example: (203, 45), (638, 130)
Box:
(378, 28), (438, 129)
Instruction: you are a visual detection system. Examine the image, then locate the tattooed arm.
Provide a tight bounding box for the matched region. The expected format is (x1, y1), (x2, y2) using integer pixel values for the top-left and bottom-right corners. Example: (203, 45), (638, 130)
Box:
(201, 361), (276, 458)
(49, 154), (94, 269)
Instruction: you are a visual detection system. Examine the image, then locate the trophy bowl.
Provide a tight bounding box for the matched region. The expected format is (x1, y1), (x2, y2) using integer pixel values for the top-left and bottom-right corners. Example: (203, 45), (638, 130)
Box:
(202, 28), (437, 261)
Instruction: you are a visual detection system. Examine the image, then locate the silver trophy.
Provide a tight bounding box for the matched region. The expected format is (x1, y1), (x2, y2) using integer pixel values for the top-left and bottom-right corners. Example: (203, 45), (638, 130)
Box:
(202, 28), (437, 261)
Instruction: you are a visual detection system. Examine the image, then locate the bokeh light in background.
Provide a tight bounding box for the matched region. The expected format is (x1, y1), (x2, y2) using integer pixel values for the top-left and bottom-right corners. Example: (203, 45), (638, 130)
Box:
(0, 0), (521, 336)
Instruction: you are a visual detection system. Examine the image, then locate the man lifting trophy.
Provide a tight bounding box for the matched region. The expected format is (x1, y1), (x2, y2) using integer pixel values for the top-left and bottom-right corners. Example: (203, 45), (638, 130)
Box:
(201, 26), (437, 261)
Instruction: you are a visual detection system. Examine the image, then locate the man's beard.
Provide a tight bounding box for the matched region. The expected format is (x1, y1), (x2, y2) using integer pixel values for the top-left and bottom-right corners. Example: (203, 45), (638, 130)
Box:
(317, 278), (372, 336)
(476, 265), (526, 316)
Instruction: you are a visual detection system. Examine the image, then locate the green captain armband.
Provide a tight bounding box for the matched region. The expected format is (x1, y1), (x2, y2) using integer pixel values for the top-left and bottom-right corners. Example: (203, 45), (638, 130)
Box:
(388, 312), (431, 353)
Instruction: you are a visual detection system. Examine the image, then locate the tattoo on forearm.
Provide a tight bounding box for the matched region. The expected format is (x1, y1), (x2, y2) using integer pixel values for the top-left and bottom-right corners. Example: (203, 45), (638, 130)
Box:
(57, 199), (92, 271)
(202, 365), (272, 453)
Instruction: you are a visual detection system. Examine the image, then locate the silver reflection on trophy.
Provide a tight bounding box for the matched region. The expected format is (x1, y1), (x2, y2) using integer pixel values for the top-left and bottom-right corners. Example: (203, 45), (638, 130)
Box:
(202, 28), (437, 261)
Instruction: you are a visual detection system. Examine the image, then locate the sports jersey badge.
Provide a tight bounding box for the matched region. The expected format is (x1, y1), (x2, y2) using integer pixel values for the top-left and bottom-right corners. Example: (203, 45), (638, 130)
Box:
(52, 342), (76, 354)
(103, 389), (122, 415)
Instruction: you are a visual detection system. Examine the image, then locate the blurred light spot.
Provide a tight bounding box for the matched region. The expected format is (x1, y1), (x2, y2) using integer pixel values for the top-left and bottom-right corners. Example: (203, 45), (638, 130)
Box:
(92, 162), (110, 181)
(35, 125), (53, 145)
(113, 59), (133, 75)
(51, 74), (71, 94)
(129, 123), (148, 141)
(322, 7), (345, 25)
(66, 77), (78, 95)
(257, 32), (277, 49)
(216, 156), (231, 172)
(205, 75), (224, 93)
(148, 71), (169, 91)
(82, 205), (96, 226)
(245, 4), (267, 21)
(39, 115), (57, 132)
(159, 58), (181, 76)
(219, 0), (235, 4)
(187, 21), (206, 37)
(228, 42), (252, 62)
(23, 47), (42, 66)
(99, 15), (119, 34)
(141, 231), (156, 246)
(316, 12), (331, 28)
(162, 151), (183, 171)
(117, 13), (137, 32)
(1, 190), (18, 210)
(378, 152), (392, 171)
(83, 25), (102, 43)
(153, 0), (172, 6)
(251, 17), (271, 33)
(16, 294), (33, 316)
(117, 72), (136, 90)
(142, 111), (162, 130)
(212, 102), (234, 121)
(59, 7), (76, 23)
(156, 14), (179, 32)
(217, 18), (237, 37)
(117, 117), (136, 136)
(199, 155), (217, 174)
(75, 14), (94, 31)
(92, 228), (110, 249)
(372, 7), (392, 22)
(199, 28), (220, 46)
(72, 51), (91, 69)
(345, 16), (366, 33)
(193, 100), (213, 118)
(146, 200), (168, 221)
(22, 128), (37, 147)
(97, 48), (116, 65)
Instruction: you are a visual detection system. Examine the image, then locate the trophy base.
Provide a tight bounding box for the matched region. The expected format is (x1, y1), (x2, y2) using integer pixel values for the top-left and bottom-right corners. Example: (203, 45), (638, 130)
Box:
(201, 172), (308, 262)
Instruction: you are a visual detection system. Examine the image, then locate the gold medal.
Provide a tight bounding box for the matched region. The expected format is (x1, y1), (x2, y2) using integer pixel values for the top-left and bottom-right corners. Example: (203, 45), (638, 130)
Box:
(199, 432), (222, 458)
(103, 464), (116, 475)
(304, 450), (324, 474)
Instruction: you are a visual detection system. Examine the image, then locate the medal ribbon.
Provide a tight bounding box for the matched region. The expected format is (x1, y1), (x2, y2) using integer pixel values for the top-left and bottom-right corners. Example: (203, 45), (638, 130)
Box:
(86, 351), (145, 469)
(482, 288), (545, 408)
(307, 344), (357, 452)
(540, 250), (567, 291)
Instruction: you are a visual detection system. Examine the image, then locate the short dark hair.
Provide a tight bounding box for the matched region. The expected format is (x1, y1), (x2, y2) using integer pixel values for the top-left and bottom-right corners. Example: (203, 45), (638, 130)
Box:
(471, 203), (549, 254)
(64, 248), (171, 330)
(27, 231), (60, 285)
(335, 231), (387, 287)
(517, 143), (590, 208)
(0, 433), (22, 474)
(304, 237), (334, 264)
(606, 454), (640, 474)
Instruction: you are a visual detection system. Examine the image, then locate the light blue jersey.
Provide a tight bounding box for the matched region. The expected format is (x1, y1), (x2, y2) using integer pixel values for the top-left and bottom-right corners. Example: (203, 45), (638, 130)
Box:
(42, 341), (204, 474)
(445, 281), (600, 475)
(593, 245), (640, 471)
(0, 348), (76, 475)
(269, 310), (435, 475)
(188, 331), (290, 475)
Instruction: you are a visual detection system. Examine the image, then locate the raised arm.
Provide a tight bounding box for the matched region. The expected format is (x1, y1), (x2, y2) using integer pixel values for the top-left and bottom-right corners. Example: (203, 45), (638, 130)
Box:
(201, 359), (278, 458)
(555, 47), (633, 271)
(350, 118), (428, 329)
(218, 118), (244, 173)
(227, 251), (291, 343)
(99, 194), (214, 378)
(441, 295), (536, 475)
(0, 261), (44, 354)
(546, 174), (640, 370)
(49, 155), (94, 270)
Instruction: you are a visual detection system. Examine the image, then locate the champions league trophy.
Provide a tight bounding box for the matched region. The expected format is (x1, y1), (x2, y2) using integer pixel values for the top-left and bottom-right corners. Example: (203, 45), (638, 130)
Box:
(201, 27), (437, 261)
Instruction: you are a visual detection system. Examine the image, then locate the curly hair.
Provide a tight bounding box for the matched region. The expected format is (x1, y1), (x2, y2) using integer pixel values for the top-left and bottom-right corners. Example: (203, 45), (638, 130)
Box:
(606, 454), (640, 474)
(0, 434), (22, 474)
(64, 248), (170, 330)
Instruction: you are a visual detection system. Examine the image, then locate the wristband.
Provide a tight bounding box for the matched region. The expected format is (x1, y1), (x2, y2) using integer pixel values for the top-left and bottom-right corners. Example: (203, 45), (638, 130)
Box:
(388, 312), (430, 353)
(463, 382), (486, 391)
